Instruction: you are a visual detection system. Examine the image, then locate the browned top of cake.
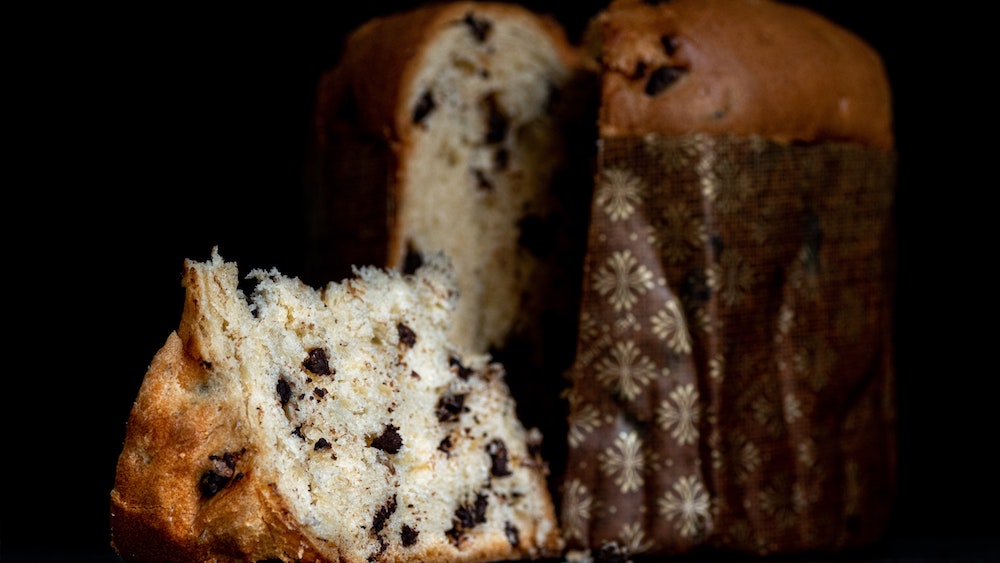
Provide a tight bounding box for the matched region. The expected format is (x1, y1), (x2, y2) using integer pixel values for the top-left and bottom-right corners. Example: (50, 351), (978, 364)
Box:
(594, 0), (893, 148)
(314, 1), (580, 144)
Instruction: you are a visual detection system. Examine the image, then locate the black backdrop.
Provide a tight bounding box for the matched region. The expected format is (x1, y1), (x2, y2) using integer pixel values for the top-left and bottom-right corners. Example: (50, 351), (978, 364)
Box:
(6, 1), (995, 560)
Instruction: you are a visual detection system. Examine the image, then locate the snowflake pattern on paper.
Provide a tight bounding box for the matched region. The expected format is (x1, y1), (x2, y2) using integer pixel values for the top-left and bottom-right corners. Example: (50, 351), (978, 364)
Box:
(650, 299), (692, 355)
(617, 521), (654, 554)
(658, 475), (711, 538)
(561, 479), (593, 542)
(562, 136), (896, 555)
(567, 401), (602, 448)
(598, 431), (646, 494)
(596, 168), (645, 222)
(591, 250), (654, 312)
(595, 340), (659, 401)
(656, 383), (701, 445)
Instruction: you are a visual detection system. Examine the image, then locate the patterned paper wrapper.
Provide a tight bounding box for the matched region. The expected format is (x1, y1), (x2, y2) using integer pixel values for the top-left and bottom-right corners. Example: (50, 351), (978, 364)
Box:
(560, 134), (897, 556)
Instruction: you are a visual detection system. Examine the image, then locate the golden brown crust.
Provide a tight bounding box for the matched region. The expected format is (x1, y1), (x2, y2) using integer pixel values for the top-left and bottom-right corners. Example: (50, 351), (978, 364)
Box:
(110, 334), (331, 563)
(110, 261), (337, 561)
(595, 0), (893, 148)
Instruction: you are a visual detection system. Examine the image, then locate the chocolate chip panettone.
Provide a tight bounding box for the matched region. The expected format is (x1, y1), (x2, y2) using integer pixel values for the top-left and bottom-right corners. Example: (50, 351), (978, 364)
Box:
(561, 0), (897, 557)
(110, 249), (563, 562)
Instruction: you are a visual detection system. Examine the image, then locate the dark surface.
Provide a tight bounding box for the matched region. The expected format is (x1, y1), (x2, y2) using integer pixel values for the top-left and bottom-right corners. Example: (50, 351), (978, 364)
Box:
(5, 1), (996, 561)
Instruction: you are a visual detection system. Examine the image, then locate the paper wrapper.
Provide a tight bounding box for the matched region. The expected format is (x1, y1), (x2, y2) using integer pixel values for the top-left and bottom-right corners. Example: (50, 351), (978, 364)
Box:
(560, 134), (897, 556)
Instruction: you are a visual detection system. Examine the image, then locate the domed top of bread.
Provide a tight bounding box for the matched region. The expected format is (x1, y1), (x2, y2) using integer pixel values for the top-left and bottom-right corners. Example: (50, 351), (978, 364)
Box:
(315, 1), (582, 145)
(594, 0), (893, 148)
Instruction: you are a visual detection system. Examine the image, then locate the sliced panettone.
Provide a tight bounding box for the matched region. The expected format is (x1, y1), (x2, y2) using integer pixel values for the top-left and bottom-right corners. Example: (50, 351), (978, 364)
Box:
(110, 249), (563, 563)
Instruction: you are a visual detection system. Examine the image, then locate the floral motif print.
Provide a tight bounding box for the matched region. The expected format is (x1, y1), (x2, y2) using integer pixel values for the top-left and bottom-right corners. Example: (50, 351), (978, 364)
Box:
(562, 136), (896, 555)
(758, 476), (798, 532)
(560, 479), (593, 542)
(657, 203), (704, 266)
(592, 250), (654, 312)
(650, 299), (692, 355)
(567, 401), (602, 448)
(595, 340), (658, 401)
(718, 250), (755, 308)
(658, 475), (711, 538)
(656, 383), (701, 445)
(618, 522), (654, 554)
(599, 431), (646, 494)
(595, 168), (644, 222)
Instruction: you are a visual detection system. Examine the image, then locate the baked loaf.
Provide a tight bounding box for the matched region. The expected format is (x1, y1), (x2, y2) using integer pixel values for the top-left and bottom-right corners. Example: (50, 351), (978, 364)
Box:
(110, 249), (563, 562)
(560, 0), (897, 557)
(308, 0), (595, 359)
(594, 0), (893, 147)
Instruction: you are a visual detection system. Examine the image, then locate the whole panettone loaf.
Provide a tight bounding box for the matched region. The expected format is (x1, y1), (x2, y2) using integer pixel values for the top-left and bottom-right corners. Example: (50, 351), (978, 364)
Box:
(110, 249), (563, 563)
(561, 0), (897, 557)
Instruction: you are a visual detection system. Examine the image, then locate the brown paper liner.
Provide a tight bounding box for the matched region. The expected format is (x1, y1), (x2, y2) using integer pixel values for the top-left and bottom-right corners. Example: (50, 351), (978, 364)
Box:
(560, 134), (897, 556)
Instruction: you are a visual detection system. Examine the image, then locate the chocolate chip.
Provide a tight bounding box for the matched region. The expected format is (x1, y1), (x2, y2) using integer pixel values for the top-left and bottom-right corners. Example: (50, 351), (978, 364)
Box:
(438, 435), (454, 453)
(661, 34), (678, 56)
(463, 12), (492, 42)
(198, 451), (239, 498)
(292, 425), (305, 439)
(370, 424), (403, 454)
(401, 524), (419, 547)
(487, 439), (512, 477)
(436, 393), (466, 422)
(303, 348), (332, 376)
(402, 244), (424, 275)
(277, 378), (292, 406)
(445, 493), (489, 546)
(449, 356), (474, 380)
(315, 438), (332, 451)
(631, 60), (647, 80)
(466, 494), (489, 526)
(493, 148), (509, 171)
(645, 65), (686, 96)
(482, 93), (507, 144)
(445, 525), (463, 547)
(473, 169), (494, 191)
(372, 495), (398, 534)
(198, 470), (230, 498)
(412, 90), (436, 125)
(397, 323), (417, 347)
(314, 387), (328, 399)
(504, 521), (520, 547)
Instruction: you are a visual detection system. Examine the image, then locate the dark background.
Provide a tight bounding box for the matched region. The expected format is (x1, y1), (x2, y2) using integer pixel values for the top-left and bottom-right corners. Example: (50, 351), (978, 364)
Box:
(6, 1), (995, 560)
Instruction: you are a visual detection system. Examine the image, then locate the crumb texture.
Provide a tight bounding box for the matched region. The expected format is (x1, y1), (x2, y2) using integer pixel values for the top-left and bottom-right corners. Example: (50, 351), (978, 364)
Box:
(110, 249), (562, 563)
